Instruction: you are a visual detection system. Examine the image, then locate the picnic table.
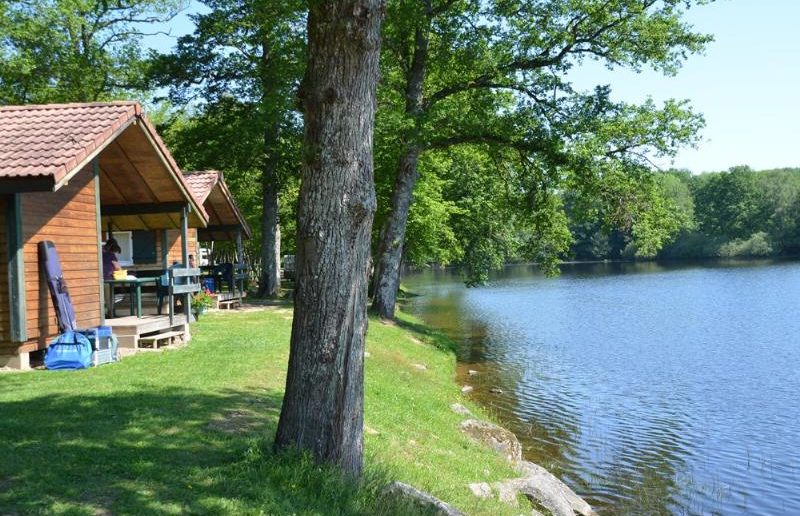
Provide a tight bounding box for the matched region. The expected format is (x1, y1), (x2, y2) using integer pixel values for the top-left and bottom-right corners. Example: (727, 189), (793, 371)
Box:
(104, 277), (159, 318)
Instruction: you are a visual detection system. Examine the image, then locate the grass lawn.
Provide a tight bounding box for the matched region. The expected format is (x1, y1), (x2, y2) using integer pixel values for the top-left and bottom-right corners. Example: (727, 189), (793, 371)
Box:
(0, 307), (522, 515)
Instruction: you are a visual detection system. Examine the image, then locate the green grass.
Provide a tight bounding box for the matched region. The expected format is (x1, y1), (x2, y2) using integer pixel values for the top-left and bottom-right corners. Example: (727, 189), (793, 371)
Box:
(0, 307), (521, 515)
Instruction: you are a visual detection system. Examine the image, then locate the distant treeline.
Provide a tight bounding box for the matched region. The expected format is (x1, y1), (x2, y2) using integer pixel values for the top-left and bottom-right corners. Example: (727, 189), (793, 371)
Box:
(570, 166), (800, 261)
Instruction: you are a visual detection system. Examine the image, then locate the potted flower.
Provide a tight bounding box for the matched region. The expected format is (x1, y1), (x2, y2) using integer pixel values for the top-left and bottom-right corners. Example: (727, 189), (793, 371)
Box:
(191, 289), (215, 320)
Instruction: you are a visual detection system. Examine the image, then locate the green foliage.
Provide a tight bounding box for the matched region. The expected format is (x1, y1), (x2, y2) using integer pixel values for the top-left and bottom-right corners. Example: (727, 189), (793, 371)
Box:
(691, 166), (769, 240)
(0, 0), (185, 103)
(577, 167), (800, 261)
(375, 0), (711, 285)
(718, 232), (773, 258)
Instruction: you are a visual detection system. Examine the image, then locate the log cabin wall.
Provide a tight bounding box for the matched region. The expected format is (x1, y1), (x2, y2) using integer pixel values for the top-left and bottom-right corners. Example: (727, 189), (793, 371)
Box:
(0, 197), (9, 351)
(18, 165), (101, 353)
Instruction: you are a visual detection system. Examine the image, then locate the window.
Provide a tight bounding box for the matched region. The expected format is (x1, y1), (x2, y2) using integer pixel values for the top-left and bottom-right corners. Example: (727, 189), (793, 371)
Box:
(132, 231), (157, 263)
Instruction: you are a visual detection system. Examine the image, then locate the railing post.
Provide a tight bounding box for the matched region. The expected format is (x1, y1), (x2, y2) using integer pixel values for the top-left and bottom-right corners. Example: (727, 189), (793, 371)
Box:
(168, 269), (175, 326)
(236, 228), (244, 296)
(180, 204), (193, 323)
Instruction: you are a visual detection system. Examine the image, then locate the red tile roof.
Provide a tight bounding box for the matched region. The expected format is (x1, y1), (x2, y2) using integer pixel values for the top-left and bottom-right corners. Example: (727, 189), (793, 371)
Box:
(183, 170), (219, 203)
(0, 101), (208, 224)
(0, 102), (140, 183)
(184, 170), (252, 238)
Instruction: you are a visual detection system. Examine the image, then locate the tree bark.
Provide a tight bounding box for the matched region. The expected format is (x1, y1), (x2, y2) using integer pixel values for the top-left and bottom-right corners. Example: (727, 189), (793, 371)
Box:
(372, 6), (430, 319)
(257, 36), (282, 298)
(372, 145), (421, 318)
(258, 166), (281, 297)
(274, 0), (383, 477)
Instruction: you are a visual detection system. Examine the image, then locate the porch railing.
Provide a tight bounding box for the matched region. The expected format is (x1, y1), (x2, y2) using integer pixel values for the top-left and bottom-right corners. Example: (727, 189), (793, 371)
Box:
(168, 267), (201, 325)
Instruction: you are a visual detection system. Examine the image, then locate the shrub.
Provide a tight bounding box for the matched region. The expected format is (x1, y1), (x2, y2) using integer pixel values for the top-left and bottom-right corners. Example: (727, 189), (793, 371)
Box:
(718, 231), (774, 257)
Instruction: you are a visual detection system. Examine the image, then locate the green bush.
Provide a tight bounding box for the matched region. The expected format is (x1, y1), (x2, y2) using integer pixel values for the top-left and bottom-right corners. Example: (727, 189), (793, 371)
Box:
(718, 231), (774, 257)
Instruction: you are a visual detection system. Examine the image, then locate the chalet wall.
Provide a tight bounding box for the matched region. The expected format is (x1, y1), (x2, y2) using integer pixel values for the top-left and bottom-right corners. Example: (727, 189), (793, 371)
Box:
(19, 165), (100, 352)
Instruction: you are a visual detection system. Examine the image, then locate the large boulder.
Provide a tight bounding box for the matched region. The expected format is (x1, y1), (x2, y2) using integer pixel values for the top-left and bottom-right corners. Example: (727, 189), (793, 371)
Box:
(460, 419), (523, 462)
(382, 481), (464, 516)
(493, 461), (596, 516)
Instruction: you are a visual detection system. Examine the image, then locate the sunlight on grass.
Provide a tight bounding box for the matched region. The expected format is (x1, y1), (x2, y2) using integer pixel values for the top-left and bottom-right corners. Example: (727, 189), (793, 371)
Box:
(0, 307), (521, 515)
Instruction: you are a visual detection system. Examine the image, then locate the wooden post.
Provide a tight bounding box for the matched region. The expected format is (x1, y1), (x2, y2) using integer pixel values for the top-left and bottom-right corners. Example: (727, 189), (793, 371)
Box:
(7, 193), (27, 342)
(180, 204), (192, 323)
(236, 228), (244, 296)
(93, 159), (105, 324)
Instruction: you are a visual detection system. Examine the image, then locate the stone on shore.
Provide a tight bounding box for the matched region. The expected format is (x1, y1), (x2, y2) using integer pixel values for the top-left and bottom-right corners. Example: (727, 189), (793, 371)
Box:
(459, 419), (523, 462)
(412, 363), (428, 371)
(382, 481), (464, 516)
(493, 461), (597, 516)
(461, 385), (474, 393)
(468, 482), (492, 499)
(450, 403), (472, 416)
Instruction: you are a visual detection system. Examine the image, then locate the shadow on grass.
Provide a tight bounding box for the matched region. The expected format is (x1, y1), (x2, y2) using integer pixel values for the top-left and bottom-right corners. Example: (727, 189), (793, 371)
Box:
(393, 317), (458, 354)
(0, 386), (429, 515)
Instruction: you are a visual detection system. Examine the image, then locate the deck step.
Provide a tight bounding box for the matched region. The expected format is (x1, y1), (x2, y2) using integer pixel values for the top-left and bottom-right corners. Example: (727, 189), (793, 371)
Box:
(139, 330), (184, 349)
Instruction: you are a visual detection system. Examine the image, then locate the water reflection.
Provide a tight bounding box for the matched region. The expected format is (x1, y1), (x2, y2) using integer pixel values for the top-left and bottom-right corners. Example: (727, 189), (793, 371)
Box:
(402, 261), (800, 515)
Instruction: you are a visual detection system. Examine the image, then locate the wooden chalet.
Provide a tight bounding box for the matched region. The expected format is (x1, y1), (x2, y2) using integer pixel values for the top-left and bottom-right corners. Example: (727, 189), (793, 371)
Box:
(183, 170), (252, 308)
(0, 102), (208, 369)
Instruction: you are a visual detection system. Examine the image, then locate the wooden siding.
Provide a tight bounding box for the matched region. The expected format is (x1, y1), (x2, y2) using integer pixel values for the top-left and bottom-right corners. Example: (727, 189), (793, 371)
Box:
(0, 197), (8, 347)
(16, 165), (100, 353)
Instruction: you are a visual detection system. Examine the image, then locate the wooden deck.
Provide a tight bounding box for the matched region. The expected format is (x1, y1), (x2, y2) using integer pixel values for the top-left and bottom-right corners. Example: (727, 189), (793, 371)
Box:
(106, 314), (189, 349)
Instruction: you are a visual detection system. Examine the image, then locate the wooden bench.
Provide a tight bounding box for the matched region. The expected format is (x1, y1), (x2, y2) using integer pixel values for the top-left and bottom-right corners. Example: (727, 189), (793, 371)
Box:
(139, 330), (184, 349)
(218, 298), (241, 310)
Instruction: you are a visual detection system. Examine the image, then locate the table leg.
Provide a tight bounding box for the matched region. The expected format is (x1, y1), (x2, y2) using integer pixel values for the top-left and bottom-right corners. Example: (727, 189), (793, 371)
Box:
(136, 283), (142, 318)
(129, 285), (134, 316)
(110, 284), (115, 319)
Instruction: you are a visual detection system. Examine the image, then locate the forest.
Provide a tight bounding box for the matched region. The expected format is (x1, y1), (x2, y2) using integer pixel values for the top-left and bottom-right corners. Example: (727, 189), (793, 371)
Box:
(571, 166), (800, 262)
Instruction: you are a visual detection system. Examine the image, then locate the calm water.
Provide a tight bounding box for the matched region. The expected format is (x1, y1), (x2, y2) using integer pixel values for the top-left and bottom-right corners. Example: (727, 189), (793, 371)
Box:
(402, 261), (800, 515)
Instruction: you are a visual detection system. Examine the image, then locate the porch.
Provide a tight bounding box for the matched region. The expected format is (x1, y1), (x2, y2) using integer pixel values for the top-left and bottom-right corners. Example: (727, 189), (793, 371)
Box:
(106, 313), (188, 350)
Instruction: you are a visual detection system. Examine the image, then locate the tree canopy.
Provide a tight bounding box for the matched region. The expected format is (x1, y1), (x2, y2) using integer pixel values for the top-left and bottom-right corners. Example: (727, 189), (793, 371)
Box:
(0, 0), (185, 103)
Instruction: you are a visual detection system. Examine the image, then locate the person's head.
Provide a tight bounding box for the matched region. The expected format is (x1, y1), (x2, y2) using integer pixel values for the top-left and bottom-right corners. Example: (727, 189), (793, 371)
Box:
(189, 254), (196, 266)
(105, 238), (121, 254)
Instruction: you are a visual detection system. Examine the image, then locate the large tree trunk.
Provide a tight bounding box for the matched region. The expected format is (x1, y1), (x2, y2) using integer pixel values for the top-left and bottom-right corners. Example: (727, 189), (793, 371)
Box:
(372, 9), (430, 319)
(274, 0), (383, 477)
(258, 169), (281, 297)
(257, 36), (282, 298)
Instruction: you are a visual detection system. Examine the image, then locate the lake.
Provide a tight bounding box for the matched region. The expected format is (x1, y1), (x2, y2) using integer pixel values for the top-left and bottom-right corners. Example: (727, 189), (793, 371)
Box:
(402, 261), (800, 515)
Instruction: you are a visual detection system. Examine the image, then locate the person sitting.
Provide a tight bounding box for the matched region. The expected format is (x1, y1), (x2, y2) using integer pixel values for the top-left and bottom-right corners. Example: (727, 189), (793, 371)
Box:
(102, 238), (122, 280)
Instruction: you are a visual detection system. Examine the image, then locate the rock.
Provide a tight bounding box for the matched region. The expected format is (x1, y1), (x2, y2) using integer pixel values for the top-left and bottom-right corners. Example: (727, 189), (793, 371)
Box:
(382, 481), (464, 516)
(411, 363), (428, 371)
(460, 419), (523, 462)
(461, 385), (474, 393)
(364, 351), (371, 358)
(468, 482), (492, 499)
(468, 369), (479, 376)
(490, 387), (504, 394)
(493, 461), (597, 516)
(450, 403), (472, 416)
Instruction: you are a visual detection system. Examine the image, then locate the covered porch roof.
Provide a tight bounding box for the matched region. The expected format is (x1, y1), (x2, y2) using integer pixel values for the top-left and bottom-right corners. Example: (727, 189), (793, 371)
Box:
(0, 102), (207, 230)
(183, 170), (251, 241)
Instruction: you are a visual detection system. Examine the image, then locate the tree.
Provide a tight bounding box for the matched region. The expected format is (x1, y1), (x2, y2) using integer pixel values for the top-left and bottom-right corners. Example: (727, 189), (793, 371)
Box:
(274, 0), (384, 477)
(691, 165), (768, 240)
(150, 0), (305, 297)
(0, 0), (184, 104)
(371, 0), (712, 318)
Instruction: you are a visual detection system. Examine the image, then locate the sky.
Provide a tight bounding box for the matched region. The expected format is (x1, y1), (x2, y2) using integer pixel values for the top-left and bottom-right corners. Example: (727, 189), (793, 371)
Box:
(146, 0), (800, 174)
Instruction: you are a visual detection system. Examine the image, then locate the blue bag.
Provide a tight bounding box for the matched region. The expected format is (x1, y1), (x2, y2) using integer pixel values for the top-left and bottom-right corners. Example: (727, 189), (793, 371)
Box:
(44, 331), (93, 370)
